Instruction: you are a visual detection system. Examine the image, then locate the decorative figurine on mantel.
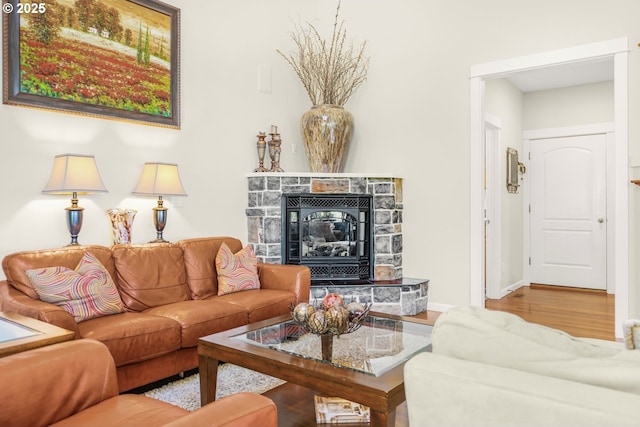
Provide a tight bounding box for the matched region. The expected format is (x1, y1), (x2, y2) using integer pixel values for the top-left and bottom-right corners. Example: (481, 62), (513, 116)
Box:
(254, 132), (268, 172)
(268, 125), (284, 172)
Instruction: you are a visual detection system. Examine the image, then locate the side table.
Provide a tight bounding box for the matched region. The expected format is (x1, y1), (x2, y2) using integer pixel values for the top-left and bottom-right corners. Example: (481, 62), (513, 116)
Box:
(0, 312), (74, 358)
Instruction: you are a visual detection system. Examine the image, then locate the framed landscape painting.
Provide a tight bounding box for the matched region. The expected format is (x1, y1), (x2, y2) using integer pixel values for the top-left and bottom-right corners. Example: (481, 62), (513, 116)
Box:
(3, 0), (180, 128)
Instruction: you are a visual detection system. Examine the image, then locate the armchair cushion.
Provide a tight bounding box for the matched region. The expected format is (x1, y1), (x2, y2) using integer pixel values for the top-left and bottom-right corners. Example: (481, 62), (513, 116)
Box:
(405, 351), (640, 427)
(0, 339), (278, 427)
(432, 306), (640, 395)
(50, 395), (187, 427)
(0, 339), (119, 427)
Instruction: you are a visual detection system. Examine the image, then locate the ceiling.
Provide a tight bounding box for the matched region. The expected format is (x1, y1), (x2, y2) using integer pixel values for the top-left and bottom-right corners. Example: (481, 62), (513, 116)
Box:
(505, 57), (614, 93)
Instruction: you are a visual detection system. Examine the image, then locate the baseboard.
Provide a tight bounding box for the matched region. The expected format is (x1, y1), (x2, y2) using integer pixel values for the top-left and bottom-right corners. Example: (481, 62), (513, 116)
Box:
(497, 280), (526, 299)
(429, 281), (527, 311)
(426, 302), (454, 313)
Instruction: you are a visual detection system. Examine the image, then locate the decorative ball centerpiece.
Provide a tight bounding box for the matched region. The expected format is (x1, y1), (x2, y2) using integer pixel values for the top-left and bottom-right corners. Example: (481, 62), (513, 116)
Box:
(292, 293), (371, 336)
(291, 293), (371, 361)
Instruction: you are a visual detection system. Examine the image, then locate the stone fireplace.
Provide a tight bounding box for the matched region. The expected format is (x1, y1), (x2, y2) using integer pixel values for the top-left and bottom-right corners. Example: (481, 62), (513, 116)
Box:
(246, 173), (428, 315)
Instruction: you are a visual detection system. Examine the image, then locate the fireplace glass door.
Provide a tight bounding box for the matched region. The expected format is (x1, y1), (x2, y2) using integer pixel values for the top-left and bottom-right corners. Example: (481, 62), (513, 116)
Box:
(282, 194), (373, 282)
(302, 211), (358, 258)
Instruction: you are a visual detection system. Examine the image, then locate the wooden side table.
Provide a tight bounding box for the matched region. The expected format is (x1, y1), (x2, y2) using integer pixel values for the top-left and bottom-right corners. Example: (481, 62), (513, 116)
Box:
(0, 312), (74, 358)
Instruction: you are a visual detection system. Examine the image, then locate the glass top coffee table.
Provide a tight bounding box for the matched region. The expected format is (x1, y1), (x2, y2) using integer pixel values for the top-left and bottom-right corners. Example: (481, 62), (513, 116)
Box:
(198, 312), (432, 427)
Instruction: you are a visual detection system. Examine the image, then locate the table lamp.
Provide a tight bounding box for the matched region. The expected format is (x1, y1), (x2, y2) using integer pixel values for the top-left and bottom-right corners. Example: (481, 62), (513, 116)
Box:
(132, 162), (187, 243)
(42, 154), (108, 246)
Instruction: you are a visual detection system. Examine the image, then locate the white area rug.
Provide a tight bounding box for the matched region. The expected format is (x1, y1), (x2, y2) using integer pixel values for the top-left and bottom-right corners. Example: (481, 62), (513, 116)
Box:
(144, 363), (285, 411)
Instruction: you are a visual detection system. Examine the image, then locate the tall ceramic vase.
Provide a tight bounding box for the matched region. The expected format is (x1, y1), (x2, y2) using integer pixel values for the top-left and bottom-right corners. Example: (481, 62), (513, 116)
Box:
(301, 104), (354, 173)
(107, 209), (137, 245)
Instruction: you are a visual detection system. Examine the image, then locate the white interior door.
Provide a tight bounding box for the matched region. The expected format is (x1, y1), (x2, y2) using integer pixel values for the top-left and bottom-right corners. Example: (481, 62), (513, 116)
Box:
(530, 134), (606, 290)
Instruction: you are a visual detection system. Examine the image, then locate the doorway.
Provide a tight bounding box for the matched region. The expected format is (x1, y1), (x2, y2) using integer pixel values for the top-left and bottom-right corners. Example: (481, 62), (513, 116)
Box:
(470, 38), (629, 338)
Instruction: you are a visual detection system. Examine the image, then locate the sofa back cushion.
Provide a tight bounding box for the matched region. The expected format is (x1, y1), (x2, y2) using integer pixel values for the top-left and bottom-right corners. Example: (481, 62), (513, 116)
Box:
(176, 237), (243, 299)
(111, 244), (190, 311)
(2, 245), (116, 299)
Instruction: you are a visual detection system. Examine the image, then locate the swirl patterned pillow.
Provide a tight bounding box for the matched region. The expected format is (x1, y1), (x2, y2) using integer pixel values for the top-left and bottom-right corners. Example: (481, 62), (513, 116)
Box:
(216, 243), (260, 295)
(26, 251), (125, 322)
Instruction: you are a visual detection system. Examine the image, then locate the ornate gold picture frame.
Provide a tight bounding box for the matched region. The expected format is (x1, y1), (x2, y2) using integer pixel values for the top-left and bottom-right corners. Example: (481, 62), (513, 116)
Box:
(3, 0), (180, 128)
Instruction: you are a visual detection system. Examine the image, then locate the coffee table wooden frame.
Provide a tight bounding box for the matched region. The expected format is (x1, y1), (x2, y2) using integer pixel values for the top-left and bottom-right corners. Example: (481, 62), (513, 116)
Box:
(198, 312), (431, 427)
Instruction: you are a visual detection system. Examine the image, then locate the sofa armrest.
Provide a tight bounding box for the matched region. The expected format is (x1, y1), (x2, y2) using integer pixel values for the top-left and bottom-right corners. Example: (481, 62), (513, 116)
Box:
(405, 352), (640, 427)
(257, 264), (310, 304)
(0, 339), (119, 427)
(0, 280), (79, 336)
(160, 392), (277, 427)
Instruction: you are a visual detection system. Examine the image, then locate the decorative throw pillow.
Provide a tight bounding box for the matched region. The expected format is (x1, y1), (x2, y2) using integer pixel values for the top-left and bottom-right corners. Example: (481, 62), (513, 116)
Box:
(216, 243), (260, 296)
(623, 319), (640, 349)
(26, 252), (125, 322)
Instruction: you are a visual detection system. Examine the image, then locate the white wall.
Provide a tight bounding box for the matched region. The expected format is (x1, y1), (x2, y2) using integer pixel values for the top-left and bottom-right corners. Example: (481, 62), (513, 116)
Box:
(524, 82), (614, 130)
(485, 78), (524, 293)
(2, 0), (640, 315)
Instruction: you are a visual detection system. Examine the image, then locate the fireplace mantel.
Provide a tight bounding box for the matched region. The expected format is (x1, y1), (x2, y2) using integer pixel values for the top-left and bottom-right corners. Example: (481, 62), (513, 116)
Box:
(246, 172), (402, 179)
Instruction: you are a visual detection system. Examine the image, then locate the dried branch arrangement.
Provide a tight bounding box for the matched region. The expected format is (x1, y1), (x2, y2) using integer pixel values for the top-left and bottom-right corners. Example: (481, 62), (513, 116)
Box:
(277, 1), (369, 107)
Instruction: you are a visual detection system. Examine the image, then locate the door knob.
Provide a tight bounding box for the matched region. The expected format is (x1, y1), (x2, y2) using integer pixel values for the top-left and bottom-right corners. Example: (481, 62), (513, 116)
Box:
(598, 218), (604, 223)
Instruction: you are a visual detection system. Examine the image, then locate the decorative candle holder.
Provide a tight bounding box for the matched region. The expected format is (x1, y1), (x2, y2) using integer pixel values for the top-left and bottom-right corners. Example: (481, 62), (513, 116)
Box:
(268, 132), (284, 172)
(254, 132), (268, 172)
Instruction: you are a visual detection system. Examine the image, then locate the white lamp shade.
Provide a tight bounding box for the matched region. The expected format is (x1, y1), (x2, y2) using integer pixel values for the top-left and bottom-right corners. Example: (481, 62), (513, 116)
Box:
(42, 154), (108, 195)
(132, 162), (187, 196)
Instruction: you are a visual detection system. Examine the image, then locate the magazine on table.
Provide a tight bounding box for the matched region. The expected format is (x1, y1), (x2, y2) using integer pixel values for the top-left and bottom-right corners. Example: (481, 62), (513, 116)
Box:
(314, 395), (370, 424)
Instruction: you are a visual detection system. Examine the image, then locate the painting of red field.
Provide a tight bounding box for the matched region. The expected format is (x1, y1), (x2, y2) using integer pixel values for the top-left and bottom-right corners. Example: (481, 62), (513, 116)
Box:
(3, 0), (180, 128)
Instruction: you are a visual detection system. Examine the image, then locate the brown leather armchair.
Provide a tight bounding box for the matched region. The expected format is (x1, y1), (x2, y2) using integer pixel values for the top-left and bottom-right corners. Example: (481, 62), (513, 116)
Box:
(0, 339), (278, 427)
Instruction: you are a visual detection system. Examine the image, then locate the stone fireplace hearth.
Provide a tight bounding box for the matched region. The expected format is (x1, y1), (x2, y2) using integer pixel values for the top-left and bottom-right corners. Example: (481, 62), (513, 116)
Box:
(246, 173), (429, 315)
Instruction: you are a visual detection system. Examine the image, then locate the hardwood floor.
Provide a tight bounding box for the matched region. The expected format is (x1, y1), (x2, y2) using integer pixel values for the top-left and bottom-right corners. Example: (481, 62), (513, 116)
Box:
(485, 284), (615, 341)
(264, 285), (615, 426)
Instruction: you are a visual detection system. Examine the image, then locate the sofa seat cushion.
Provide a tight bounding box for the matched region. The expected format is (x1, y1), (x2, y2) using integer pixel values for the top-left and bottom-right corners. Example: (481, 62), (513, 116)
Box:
(112, 244), (190, 311)
(176, 237), (243, 300)
(78, 312), (181, 366)
(145, 300), (248, 347)
(215, 289), (297, 323)
(432, 305), (640, 395)
(2, 245), (115, 300)
(50, 395), (187, 427)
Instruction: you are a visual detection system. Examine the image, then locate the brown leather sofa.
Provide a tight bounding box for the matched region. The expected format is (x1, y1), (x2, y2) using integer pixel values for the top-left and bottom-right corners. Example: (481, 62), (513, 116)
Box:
(0, 236), (310, 392)
(0, 339), (278, 427)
